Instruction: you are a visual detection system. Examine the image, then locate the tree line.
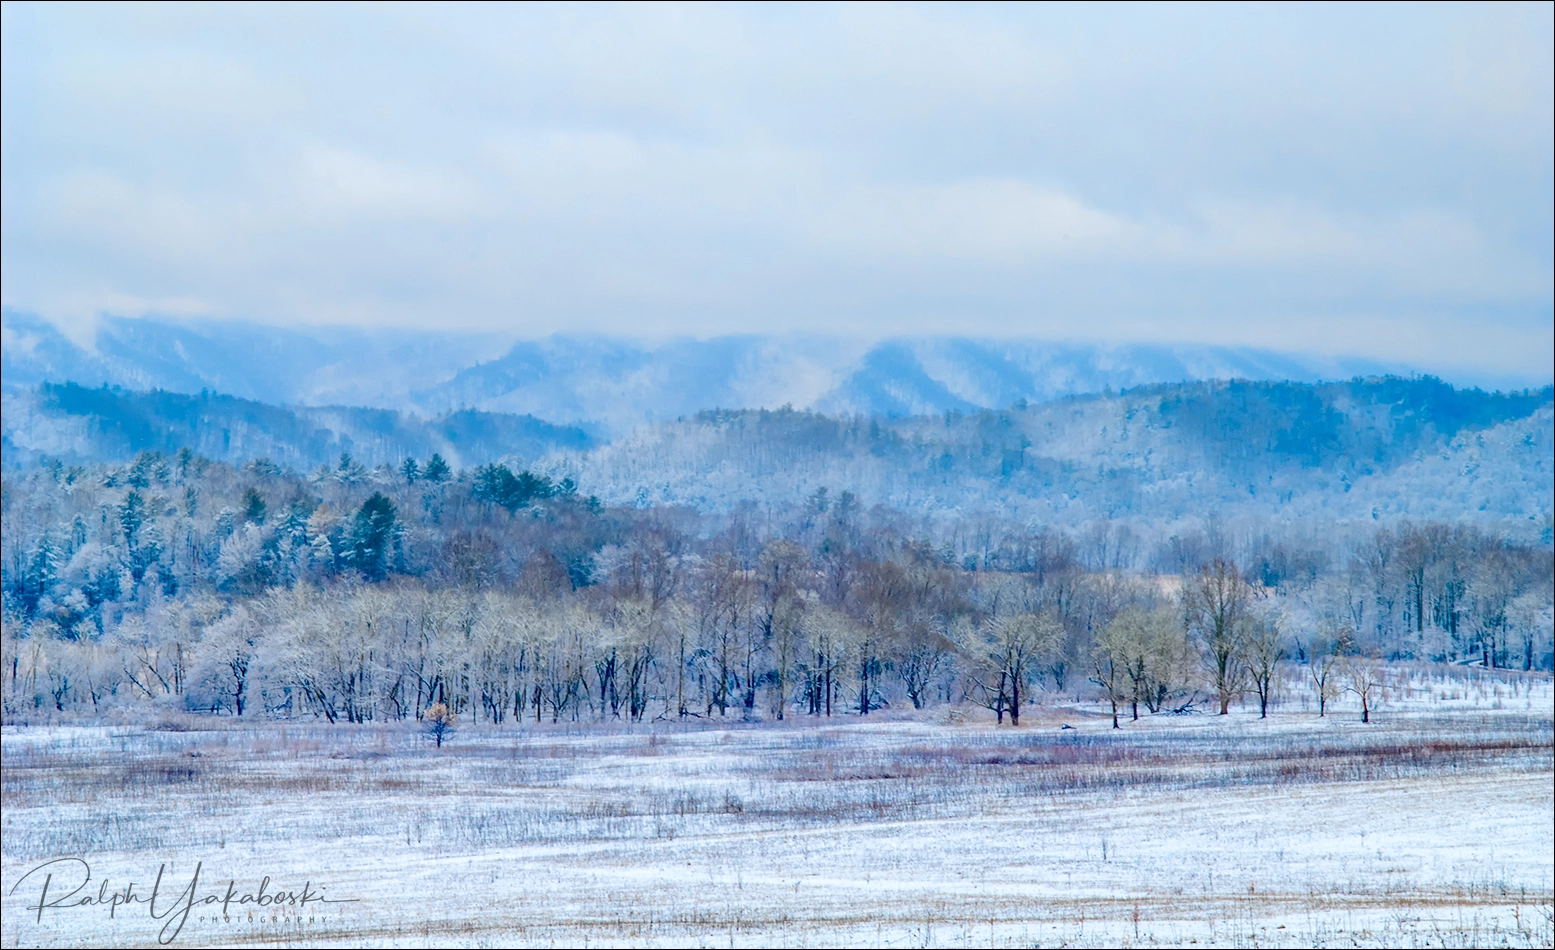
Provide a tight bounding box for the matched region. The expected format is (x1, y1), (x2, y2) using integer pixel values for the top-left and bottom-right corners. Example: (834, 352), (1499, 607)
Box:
(3, 450), (1550, 724)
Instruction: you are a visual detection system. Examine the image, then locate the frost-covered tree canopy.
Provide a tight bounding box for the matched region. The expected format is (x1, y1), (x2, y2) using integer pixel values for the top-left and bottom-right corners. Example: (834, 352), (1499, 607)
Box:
(2, 375), (1551, 723)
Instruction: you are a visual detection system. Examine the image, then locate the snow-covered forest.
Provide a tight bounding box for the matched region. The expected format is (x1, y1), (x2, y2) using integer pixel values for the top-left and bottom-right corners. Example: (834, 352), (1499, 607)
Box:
(5, 376), (1551, 725)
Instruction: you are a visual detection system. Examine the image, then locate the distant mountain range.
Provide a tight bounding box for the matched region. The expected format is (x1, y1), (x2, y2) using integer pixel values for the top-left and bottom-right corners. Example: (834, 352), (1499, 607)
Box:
(4, 310), (1463, 436)
(1, 383), (591, 472)
(0, 311), (508, 413)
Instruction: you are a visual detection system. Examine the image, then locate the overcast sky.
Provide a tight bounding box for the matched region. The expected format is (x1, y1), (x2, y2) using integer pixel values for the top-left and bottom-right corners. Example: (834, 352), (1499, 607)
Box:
(2, 3), (1551, 380)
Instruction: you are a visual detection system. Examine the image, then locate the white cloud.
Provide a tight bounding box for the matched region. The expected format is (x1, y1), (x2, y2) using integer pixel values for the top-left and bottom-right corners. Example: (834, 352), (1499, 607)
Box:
(0, 3), (1549, 376)
(805, 178), (1135, 264)
(297, 148), (482, 223)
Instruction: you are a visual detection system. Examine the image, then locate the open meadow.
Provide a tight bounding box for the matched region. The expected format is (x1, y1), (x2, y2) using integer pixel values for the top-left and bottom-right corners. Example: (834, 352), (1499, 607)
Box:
(2, 668), (1551, 948)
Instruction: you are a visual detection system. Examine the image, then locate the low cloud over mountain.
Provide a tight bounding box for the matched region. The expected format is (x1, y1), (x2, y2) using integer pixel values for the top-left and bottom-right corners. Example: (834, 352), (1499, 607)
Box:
(5, 312), (1441, 437)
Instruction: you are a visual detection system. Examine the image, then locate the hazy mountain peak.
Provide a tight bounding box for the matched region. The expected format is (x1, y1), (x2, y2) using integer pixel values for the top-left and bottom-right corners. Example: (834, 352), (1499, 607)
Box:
(0, 311), (1448, 438)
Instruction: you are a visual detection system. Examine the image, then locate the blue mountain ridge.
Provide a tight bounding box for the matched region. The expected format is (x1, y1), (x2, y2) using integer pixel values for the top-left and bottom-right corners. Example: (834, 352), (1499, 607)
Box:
(6, 310), (1523, 439)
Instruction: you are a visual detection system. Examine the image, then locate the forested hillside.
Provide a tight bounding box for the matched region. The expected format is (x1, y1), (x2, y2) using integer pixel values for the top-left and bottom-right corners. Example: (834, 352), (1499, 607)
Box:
(7, 375), (1550, 545)
(1, 383), (593, 471)
(4, 373), (1551, 725)
(552, 377), (1554, 543)
(3, 440), (1551, 726)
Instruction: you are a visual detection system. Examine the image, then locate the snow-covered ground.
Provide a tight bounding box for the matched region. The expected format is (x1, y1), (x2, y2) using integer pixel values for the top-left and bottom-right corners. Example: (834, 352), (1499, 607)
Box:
(3, 670), (1551, 948)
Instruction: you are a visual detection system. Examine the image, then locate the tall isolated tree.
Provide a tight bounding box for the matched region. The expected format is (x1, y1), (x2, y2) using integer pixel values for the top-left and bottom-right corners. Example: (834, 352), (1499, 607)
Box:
(1185, 558), (1253, 715)
(1303, 627), (1344, 718)
(1243, 611), (1284, 719)
(1341, 652), (1384, 723)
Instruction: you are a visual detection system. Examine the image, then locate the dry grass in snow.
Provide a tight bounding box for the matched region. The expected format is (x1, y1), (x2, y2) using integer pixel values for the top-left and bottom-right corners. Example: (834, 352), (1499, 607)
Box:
(2, 670), (1551, 948)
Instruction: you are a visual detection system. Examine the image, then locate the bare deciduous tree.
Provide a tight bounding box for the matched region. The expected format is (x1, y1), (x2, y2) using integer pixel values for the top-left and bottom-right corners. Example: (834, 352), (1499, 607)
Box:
(1341, 653), (1384, 723)
(1090, 631), (1129, 729)
(1185, 559), (1252, 715)
(1098, 606), (1190, 721)
(897, 623), (950, 710)
(1301, 626), (1345, 717)
(1243, 612), (1284, 719)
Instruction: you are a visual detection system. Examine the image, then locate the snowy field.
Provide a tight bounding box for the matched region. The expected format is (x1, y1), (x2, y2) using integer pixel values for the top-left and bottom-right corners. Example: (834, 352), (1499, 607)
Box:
(2, 670), (1551, 948)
